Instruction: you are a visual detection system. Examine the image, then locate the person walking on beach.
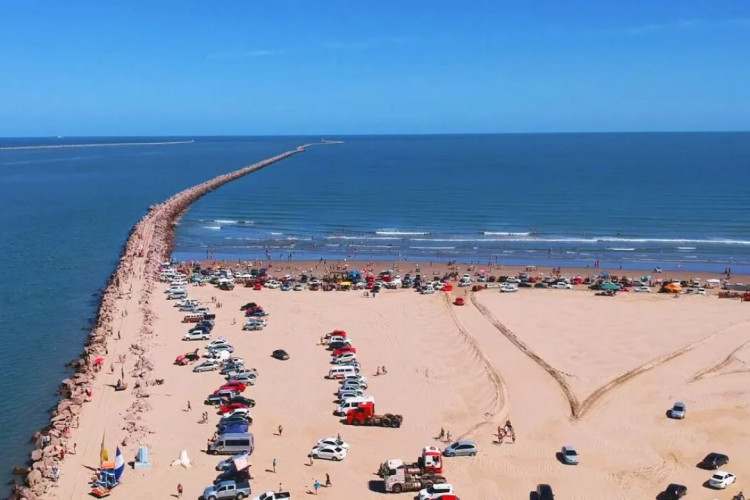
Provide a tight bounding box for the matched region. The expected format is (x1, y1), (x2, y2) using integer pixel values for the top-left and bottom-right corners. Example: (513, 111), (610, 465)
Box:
(177, 483), (183, 497)
(187, 401), (191, 411)
(438, 427), (445, 441)
(272, 457), (277, 473)
(326, 473), (331, 487)
(278, 424), (283, 436)
(308, 452), (314, 465)
(446, 430), (452, 443)
(314, 479), (321, 494)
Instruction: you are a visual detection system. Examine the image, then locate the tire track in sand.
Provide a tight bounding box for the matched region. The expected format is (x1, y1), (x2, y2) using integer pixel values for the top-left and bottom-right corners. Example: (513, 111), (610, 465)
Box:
(441, 293), (509, 439)
(469, 293), (581, 417)
(689, 339), (750, 382)
(472, 292), (750, 419)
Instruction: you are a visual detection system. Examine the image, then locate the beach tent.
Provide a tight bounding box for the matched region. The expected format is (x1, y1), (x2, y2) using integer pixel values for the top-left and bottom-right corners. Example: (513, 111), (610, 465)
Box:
(664, 283), (682, 293)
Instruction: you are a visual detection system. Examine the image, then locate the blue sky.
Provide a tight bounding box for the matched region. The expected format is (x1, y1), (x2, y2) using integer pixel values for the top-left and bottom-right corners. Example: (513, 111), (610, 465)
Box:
(1, 1), (749, 135)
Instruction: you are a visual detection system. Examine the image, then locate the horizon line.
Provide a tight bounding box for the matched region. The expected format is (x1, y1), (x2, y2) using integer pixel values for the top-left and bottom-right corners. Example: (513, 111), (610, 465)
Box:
(1, 130), (750, 140)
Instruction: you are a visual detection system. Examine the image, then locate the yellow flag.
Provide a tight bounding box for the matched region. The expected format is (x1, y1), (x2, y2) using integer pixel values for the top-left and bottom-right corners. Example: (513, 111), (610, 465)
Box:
(100, 432), (109, 464)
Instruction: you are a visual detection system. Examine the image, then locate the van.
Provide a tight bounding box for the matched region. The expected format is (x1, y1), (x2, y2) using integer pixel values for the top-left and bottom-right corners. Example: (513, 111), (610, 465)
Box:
(327, 366), (357, 379)
(182, 313), (203, 323)
(168, 290), (187, 300)
(208, 432), (254, 455)
(335, 396), (375, 416)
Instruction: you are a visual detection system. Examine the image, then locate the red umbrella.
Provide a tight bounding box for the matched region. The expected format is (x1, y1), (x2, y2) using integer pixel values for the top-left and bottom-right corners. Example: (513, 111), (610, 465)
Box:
(93, 357), (104, 365)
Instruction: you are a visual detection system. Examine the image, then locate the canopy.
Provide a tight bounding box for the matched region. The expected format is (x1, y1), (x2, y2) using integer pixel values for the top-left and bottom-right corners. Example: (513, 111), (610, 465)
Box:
(600, 282), (619, 290)
(664, 283), (682, 292)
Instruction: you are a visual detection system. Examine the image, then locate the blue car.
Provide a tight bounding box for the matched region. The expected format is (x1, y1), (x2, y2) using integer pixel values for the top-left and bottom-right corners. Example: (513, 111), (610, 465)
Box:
(218, 423), (249, 434)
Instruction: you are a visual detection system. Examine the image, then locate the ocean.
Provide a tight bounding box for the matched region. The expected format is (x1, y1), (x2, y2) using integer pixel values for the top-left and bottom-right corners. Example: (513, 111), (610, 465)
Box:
(0, 133), (749, 492)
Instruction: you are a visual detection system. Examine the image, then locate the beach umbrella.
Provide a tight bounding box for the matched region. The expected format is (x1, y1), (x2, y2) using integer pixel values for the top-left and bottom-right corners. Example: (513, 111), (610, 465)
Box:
(601, 282), (619, 290)
(94, 357), (104, 365)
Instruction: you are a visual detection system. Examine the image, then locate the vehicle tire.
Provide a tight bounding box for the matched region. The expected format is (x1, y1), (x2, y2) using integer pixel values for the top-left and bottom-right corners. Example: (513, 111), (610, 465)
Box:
(382, 418), (391, 427)
(208, 496), (217, 500)
(423, 481), (433, 489)
(333, 456), (340, 461)
(236, 494), (245, 499)
(471, 452), (476, 456)
(447, 453), (454, 457)
(392, 484), (403, 493)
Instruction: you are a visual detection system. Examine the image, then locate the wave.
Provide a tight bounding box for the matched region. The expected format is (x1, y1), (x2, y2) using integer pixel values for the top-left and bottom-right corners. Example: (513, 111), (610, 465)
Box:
(482, 231), (532, 236)
(375, 230), (430, 236)
(214, 219), (254, 225)
(203, 226), (221, 230)
(606, 247), (636, 251)
(409, 246), (456, 250)
(677, 246), (697, 250)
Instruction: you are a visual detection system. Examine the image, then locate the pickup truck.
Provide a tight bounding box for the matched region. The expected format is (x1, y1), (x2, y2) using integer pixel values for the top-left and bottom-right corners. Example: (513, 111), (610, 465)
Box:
(252, 492), (290, 500)
(202, 480), (251, 500)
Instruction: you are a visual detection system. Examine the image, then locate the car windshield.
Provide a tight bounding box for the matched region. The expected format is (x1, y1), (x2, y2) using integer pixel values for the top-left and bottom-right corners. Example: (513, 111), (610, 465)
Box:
(565, 449), (577, 455)
(711, 474), (724, 480)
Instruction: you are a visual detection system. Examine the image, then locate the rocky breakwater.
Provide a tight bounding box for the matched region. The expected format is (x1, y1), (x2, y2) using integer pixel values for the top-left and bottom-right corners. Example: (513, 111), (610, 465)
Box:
(9, 146), (307, 499)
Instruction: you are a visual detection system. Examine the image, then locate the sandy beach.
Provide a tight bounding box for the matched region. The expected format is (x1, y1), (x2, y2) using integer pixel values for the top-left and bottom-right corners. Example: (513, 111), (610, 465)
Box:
(41, 261), (750, 499)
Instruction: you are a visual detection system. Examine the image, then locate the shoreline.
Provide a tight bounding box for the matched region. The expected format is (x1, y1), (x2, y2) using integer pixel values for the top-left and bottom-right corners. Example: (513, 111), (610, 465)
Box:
(0, 140), (195, 151)
(8, 143), (328, 499)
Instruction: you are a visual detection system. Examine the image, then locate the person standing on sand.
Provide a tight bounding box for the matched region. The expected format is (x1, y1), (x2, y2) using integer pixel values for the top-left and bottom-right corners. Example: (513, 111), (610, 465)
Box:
(446, 431), (452, 443)
(177, 483), (183, 497)
(314, 479), (321, 494)
(439, 427), (445, 441)
(326, 473), (331, 487)
(278, 424), (283, 436)
(187, 401), (191, 411)
(272, 457), (277, 472)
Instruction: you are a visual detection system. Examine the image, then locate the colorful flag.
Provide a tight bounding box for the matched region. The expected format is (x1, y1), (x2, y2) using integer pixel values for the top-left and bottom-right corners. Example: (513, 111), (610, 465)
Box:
(114, 447), (125, 482)
(100, 432), (109, 464)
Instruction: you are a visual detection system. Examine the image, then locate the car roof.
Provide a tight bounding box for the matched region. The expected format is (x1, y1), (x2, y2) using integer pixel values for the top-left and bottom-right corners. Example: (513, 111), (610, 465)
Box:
(454, 440), (475, 446)
(563, 445), (576, 450)
(713, 470), (730, 476)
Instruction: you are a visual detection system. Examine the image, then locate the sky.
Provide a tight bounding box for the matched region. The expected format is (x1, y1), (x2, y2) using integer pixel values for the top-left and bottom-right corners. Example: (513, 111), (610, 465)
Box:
(0, 1), (749, 136)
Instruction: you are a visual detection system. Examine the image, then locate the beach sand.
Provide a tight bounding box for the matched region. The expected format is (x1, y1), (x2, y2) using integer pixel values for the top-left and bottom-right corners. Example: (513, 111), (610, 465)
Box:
(49, 267), (750, 499)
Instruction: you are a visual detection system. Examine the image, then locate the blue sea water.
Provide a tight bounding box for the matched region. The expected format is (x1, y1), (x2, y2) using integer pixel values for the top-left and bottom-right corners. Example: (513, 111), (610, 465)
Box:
(0, 133), (749, 493)
(173, 133), (750, 273)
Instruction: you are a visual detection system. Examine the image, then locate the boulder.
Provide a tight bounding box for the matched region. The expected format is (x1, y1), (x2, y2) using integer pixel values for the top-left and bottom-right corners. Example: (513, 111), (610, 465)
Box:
(25, 469), (41, 486)
(30, 450), (42, 461)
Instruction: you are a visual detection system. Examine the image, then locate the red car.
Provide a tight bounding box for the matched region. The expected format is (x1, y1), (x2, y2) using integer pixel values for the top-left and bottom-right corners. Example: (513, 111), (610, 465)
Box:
(219, 402), (249, 414)
(333, 346), (357, 356)
(326, 330), (347, 339)
(454, 298), (465, 306)
(219, 381), (246, 393)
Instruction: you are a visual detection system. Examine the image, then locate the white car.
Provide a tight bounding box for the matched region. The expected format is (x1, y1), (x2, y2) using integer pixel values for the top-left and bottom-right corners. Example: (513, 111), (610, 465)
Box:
(227, 372), (257, 385)
(418, 483), (454, 500)
(340, 375), (367, 388)
(696, 288), (707, 295)
(500, 285), (518, 293)
(222, 407), (251, 418)
(433, 282), (445, 290)
(634, 286), (651, 293)
(311, 445), (347, 461)
(338, 388), (364, 400)
(553, 282), (573, 290)
(183, 331), (210, 341)
(264, 280), (281, 289)
(421, 286), (435, 294)
(708, 471), (736, 489)
(314, 437), (350, 451)
(207, 339), (232, 350)
(331, 353), (357, 364)
(328, 336), (350, 345)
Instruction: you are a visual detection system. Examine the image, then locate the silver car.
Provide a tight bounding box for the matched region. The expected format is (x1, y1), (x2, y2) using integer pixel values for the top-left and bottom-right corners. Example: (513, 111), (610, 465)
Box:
(561, 446), (579, 465)
(443, 440), (478, 457)
(670, 401), (686, 419)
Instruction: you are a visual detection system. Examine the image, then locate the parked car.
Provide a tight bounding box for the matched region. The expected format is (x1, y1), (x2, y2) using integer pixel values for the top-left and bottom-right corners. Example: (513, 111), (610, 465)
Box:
(243, 322), (264, 331)
(314, 437), (350, 451)
(708, 471), (737, 489)
(220, 364), (246, 376)
(227, 373), (257, 385)
(201, 480), (251, 500)
(184, 331), (210, 341)
(331, 353), (357, 364)
(219, 381), (247, 393)
(418, 483), (454, 500)
(553, 282), (573, 290)
(194, 360), (220, 372)
(663, 483), (687, 499)
(699, 452), (729, 470)
(669, 401), (686, 419)
(272, 349), (290, 361)
(341, 375), (367, 387)
(443, 441), (478, 457)
(252, 492), (290, 500)
(536, 483), (554, 500)
(311, 445), (347, 461)
(634, 286), (651, 293)
(561, 446), (579, 465)
(228, 396), (255, 408)
(209, 344), (235, 355)
(207, 339), (233, 350)
(216, 452), (249, 471)
(337, 388), (365, 400)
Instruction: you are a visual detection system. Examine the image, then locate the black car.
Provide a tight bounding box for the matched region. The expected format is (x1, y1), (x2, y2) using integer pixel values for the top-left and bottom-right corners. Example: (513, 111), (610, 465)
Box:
(217, 415), (251, 427)
(699, 452), (729, 470)
(534, 282), (549, 288)
(240, 302), (258, 311)
(536, 483), (554, 500)
(272, 349), (290, 360)
(228, 396), (255, 408)
(518, 281), (533, 288)
(328, 342), (350, 351)
(663, 483), (687, 499)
